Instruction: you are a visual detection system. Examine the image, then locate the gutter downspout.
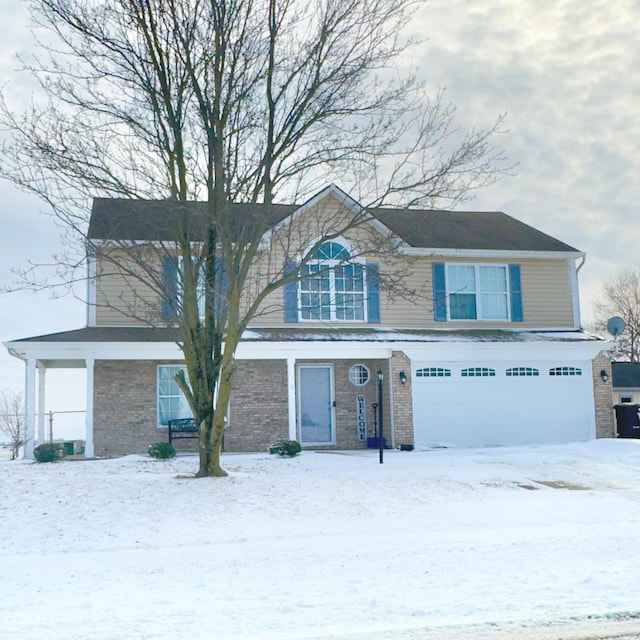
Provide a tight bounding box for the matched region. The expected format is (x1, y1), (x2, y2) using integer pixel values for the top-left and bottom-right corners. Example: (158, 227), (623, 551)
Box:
(573, 254), (586, 329)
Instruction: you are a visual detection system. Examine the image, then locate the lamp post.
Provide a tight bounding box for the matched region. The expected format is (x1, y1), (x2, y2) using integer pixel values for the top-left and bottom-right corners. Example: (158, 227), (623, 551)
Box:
(377, 369), (384, 464)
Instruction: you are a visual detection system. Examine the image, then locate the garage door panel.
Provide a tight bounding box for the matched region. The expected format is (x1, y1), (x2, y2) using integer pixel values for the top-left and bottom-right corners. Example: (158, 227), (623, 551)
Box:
(412, 362), (593, 448)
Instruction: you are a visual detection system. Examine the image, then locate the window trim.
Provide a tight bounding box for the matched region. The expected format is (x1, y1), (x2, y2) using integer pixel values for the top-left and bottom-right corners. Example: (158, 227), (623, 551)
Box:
(445, 263), (511, 322)
(297, 240), (369, 323)
(349, 364), (370, 386)
(157, 364), (193, 428)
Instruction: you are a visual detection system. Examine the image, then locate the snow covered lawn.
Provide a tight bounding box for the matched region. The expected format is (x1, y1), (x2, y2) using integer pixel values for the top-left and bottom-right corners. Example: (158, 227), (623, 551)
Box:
(2, 440), (640, 640)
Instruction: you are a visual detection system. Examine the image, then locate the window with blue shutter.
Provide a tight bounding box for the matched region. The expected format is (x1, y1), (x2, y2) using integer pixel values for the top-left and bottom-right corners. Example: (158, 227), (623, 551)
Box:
(434, 262), (524, 322)
(288, 241), (372, 322)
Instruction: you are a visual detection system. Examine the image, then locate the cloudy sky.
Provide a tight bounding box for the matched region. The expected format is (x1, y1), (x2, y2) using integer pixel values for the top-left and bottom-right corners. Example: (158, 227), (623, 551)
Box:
(0, 1), (638, 421)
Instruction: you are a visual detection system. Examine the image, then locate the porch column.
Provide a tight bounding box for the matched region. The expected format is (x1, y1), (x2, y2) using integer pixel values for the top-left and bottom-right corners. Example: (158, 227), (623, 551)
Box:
(390, 351), (414, 448)
(37, 363), (46, 445)
(287, 356), (297, 441)
(85, 357), (95, 458)
(24, 357), (37, 459)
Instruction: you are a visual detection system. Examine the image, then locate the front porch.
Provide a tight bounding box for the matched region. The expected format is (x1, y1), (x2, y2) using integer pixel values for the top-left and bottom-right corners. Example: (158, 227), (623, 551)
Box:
(5, 327), (413, 458)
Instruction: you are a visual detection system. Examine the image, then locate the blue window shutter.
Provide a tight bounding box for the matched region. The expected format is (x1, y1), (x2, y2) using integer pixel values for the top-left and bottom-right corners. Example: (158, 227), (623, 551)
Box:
(283, 258), (298, 323)
(161, 254), (178, 322)
(432, 262), (447, 322)
(509, 264), (524, 322)
(366, 263), (381, 324)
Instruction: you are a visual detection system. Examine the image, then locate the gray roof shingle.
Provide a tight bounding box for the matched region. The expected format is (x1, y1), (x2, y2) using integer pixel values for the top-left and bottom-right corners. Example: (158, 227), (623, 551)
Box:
(7, 326), (598, 344)
(612, 362), (640, 389)
(89, 199), (580, 253)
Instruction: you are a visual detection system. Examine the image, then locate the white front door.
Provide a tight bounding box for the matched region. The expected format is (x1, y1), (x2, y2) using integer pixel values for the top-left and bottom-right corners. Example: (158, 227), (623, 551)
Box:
(297, 365), (335, 445)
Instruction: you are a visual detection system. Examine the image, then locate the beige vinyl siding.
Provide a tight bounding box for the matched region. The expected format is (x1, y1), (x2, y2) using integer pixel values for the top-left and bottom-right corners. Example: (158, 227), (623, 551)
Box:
(249, 256), (576, 330)
(519, 258), (574, 327)
(92, 193), (577, 330)
(248, 194), (391, 325)
(95, 248), (164, 327)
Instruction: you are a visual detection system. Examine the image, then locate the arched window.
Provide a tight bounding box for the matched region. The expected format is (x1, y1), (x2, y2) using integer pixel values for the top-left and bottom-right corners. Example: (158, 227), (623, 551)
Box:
(299, 241), (367, 321)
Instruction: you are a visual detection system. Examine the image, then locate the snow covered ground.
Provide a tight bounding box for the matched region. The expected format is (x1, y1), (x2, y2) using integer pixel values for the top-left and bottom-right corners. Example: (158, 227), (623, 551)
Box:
(2, 440), (640, 640)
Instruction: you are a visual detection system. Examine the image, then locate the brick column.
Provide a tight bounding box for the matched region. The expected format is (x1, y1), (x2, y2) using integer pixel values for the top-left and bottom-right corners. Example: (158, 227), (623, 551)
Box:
(592, 351), (615, 438)
(391, 351), (414, 447)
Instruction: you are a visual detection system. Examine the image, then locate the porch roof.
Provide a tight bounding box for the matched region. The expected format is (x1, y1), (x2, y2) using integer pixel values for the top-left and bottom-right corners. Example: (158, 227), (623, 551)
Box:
(7, 325), (603, 345)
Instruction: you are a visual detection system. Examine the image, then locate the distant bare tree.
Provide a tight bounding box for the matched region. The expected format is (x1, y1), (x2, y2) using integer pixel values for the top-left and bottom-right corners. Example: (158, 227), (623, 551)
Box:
(593, 265), (640, 361)
(0, 389), (25, 460)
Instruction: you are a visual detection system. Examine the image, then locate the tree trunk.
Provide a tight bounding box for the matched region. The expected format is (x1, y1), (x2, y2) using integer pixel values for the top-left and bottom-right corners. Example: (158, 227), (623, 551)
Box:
(196, 414), (228, 477)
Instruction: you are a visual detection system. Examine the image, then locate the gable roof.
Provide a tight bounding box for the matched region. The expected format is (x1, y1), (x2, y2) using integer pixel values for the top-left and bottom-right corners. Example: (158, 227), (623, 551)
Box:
(373, 208), (578, 252)
(88, 187), (580, 253)
(89, 199), (298, 242)
(612, 361), (640, 389)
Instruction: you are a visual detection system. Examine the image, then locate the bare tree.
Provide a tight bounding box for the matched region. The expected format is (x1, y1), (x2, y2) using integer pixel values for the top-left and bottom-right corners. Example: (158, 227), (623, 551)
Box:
(0, 389), (25, 460)
(594, 266), (640, 362)
(0, 0), (510, 476)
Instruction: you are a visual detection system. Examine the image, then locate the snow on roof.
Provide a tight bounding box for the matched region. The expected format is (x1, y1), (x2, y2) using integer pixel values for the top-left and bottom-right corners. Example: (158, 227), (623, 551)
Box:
(6, 326), (603, 345)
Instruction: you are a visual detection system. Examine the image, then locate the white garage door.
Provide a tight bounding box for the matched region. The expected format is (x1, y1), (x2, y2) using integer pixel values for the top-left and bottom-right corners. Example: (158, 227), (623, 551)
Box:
(412, 362), (594, 448)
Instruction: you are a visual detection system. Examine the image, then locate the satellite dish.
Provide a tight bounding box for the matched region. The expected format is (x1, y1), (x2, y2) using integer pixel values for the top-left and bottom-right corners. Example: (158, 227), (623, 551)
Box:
(607, 316), (626, 337)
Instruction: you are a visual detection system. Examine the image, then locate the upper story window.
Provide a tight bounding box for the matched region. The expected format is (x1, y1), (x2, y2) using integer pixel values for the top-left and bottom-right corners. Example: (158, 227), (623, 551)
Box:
(432, 262), (523, 323)
(299, 241), (367, 321)
(448, 264), (508, 320)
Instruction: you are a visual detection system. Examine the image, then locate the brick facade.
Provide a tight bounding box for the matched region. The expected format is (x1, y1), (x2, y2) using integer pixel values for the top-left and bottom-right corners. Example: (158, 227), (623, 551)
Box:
(93, 357), (396, 456)
(94, 360), (164, 457)
(293, 359), (389, 449)
(330, 359), (387, 448)
(225, 360), (289, 452)
(390, 351), (414, 447)
(93, 351), (614, 457)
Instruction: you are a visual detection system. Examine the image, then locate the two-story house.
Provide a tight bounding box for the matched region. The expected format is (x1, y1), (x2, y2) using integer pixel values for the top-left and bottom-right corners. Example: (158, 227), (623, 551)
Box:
(5, 185), (614, 458)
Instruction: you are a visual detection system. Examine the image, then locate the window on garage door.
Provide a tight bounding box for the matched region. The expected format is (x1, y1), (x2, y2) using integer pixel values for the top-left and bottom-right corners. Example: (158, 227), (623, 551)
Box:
(549, 366), (582, 376)
(415, 367), (451, 378)
(461, 367), (495, 377)
(506, 367), (539, 377)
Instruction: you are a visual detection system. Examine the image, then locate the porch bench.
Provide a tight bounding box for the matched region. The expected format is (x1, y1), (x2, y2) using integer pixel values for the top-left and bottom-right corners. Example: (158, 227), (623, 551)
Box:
(168, 418), (198, 444)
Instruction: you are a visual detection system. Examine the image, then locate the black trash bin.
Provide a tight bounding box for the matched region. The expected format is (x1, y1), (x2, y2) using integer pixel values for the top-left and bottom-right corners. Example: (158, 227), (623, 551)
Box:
(614, 403), (640, 438)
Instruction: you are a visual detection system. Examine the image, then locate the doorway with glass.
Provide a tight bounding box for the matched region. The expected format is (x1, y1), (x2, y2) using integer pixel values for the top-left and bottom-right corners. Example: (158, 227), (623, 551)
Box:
(297, 364), (335, 445)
